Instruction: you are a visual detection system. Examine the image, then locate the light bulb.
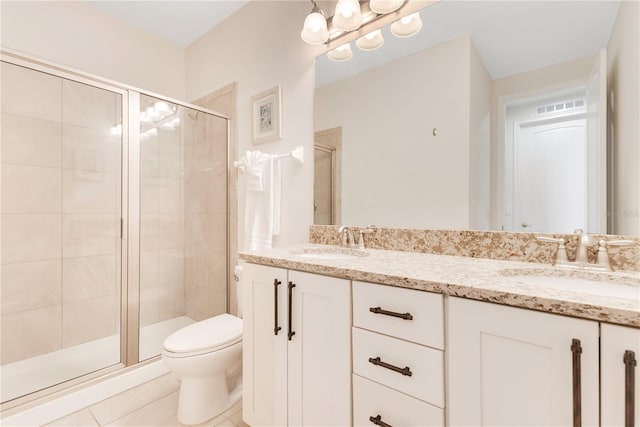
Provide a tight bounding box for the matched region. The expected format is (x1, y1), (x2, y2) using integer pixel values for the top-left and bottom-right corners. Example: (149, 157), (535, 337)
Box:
(153, 101), (171, 112)
(333, 0), (362, 31)
(401, 15), (413, 25)
(327, 43), (353, 61)
(391, 12), (422, 38)
(301, 7), (329, 45)
(356, 29), (384, 51)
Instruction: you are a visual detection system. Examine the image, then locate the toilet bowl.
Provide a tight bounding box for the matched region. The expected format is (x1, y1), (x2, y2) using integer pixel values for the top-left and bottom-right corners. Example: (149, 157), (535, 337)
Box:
(162, 265), (244, 425)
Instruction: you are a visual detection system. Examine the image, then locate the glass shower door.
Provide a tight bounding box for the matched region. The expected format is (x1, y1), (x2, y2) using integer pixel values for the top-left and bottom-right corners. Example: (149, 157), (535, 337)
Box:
(138, 94), (229, 361)
(1, 61), (124, 402)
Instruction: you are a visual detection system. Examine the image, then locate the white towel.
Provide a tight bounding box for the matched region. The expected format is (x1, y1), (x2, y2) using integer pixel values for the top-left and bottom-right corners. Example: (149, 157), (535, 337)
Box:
(237, 150), (269, 192)
(241, 152), (282, 250)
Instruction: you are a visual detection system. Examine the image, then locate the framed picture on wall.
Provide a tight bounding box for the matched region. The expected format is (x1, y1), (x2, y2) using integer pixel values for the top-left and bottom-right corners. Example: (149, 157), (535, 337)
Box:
(251, 85), (282, 144)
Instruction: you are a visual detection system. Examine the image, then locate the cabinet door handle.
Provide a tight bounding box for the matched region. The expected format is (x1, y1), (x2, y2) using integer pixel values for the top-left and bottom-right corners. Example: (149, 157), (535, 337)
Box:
(368, 357), (412, 376)
(369, 306), (413, 320)
(287, 281), (296, 341)
(624, 350), (636, 427)
(571, 338), (582, 427)
(273, 279), (282, 335)
(369, 415), (393, 427)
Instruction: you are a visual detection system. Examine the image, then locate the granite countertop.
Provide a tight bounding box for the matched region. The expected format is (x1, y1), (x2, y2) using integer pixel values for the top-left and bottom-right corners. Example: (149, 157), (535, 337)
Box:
(239, 244), (640, 328)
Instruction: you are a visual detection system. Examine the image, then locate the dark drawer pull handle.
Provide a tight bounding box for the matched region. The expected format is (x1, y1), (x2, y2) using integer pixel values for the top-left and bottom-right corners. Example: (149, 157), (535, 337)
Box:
(369, 306), (413, 320)
(369, 415), (393, 427)
(368, 357), (412, 376)
(624, 350), (636, 427)
(273, 279), (282, 335)
(288, 281), (296, 341)
(571, 338), (582, 427)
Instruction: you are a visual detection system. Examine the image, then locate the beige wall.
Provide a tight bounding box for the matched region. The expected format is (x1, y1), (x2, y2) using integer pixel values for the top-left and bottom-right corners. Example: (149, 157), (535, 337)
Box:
(315, 37), (487, 229)
(186, 1), (316, 249)
(0, 1), (186, 99)
(490, 55), (595, 229)
(469, 41), (492, 230)
(607, 0), (640, 235)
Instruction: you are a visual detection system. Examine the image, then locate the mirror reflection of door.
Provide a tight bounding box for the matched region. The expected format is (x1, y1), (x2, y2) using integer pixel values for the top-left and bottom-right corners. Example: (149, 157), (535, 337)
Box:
(514, 115), (587, 233)
(504, 93), (595, 233)
(314, 127), (342, 225)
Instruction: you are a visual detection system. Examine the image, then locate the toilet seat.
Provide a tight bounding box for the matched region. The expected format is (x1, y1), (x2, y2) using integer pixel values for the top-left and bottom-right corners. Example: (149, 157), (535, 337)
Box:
(163, 313), (242, 358)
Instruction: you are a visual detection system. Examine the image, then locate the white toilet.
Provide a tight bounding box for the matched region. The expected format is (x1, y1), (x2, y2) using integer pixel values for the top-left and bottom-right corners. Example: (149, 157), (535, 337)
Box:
(162, 265), (244, 425)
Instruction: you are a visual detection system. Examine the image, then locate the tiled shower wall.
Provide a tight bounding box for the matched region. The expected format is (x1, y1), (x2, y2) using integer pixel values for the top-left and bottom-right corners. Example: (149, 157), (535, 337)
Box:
(139, 97), (186, 328)
(139, 96), (229, 328)
(1, 63), (121, 364)
(183, 109), (228, 321)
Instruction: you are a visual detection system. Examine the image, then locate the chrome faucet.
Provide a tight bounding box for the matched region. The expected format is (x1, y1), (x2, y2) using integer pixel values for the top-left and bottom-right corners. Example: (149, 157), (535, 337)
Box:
(574, 228), (593, 268)
(537, 229), (637, 271)
(337, 226), (355, 248)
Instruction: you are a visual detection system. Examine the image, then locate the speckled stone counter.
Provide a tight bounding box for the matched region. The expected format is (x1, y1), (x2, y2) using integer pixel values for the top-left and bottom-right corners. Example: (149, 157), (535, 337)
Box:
(239, 244), (640, 328)
(309, 225), (640, 272)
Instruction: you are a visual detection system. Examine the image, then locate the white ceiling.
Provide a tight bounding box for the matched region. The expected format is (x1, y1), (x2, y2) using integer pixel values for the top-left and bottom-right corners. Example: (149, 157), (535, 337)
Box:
(86, 0), (248, 47)
(84, 0), (620, 84)
(316, 0), (620, 86)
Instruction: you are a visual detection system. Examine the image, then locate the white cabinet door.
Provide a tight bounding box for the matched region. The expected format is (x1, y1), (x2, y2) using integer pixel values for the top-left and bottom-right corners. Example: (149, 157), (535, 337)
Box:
(287, 270), (351, 427)
(447, 297), (599, 427)
(601, 323), (640, 427)
(242, 264), (288, 427)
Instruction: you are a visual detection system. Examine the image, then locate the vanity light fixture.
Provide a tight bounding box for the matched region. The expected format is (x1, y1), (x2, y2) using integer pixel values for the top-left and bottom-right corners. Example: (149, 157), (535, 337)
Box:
(356, 29), (384, 51)
(390, 12), (422, 38)
(327, 43), (353, 62)
(300, 0), (422, 61)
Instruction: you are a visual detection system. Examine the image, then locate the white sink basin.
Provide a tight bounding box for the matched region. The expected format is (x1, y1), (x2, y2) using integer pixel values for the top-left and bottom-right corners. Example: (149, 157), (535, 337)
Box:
(289, 246), (369, 260)
(502, 268), (640, 300)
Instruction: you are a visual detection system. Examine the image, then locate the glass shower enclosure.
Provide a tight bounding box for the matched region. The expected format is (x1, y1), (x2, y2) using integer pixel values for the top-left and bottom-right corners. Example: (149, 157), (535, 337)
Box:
(0, 53), (229, 405)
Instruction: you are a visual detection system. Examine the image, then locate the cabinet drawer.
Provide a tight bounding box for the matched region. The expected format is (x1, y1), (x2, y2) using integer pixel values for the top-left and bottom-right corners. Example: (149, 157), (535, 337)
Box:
(353, 327), (444, 407)
(353, 374), (444, 427)
(353, 281), (444, 349)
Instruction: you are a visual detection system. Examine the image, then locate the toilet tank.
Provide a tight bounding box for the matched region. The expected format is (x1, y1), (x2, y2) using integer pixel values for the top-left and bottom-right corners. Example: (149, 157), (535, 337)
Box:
(234, 265), (243, 318)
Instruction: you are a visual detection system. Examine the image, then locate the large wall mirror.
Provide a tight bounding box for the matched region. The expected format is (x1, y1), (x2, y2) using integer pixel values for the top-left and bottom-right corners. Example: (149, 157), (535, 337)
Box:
(313, 0), (639, 236)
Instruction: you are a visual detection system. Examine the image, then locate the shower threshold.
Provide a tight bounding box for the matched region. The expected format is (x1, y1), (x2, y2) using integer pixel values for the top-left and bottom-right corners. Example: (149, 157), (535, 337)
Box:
(1, 316), (194, 403)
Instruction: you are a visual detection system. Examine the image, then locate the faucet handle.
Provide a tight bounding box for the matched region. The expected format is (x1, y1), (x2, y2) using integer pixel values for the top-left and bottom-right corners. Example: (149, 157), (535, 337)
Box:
(356, 227), (375, 249)
(593, 240), (637, 271)
(535, 236), (569, 265)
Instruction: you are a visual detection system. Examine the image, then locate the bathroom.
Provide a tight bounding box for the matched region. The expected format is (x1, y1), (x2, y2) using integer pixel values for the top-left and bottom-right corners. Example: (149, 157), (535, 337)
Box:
(1, 0), (638, 426)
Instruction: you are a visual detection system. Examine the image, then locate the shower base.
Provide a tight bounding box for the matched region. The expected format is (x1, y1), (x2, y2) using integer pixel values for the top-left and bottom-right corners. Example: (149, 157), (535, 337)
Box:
(1, 316), (194, 404)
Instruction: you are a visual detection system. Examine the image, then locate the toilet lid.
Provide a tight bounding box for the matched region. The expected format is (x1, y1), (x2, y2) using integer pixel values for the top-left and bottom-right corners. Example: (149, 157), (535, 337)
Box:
(163, 314), (242, 354)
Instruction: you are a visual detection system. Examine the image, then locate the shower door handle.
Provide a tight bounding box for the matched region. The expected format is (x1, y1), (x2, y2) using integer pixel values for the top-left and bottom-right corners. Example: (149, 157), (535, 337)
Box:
(288, 281), (296, 341)
(273, 279), (282, 335)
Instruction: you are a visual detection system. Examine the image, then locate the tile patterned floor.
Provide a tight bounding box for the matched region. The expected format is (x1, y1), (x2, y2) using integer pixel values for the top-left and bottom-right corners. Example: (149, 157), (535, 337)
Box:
(43, 374), (248, 427)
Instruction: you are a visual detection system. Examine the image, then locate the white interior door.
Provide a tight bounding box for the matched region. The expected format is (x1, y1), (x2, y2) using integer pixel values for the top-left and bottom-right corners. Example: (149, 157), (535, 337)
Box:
(513, 117), (587, 233)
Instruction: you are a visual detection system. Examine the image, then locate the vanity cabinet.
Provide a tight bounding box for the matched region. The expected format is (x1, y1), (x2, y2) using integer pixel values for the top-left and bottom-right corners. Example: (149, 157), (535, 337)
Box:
(601, 323), (640, 427)
(242, 263), (351, 427)
(447, 297), (600, 426)
(352, 281), (445, 427)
